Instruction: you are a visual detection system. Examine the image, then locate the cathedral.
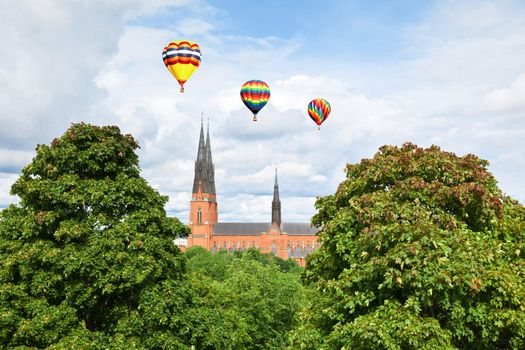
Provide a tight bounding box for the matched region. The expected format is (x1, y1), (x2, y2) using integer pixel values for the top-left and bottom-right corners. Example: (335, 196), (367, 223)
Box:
(186, 121), (319, 266)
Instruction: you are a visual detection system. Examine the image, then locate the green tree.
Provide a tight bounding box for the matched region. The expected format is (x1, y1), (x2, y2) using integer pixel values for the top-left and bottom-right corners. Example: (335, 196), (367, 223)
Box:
(186, 247), (306, 349)
(0, 123), (192, 348)
(225, 256), (304, 349)
(291, 143), (525, 349)
(186, 246), (236, 281)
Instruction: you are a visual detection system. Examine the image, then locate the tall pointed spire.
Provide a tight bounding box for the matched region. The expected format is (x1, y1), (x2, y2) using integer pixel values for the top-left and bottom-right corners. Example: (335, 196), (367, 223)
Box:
(205, 117), (216, 195)
(193, 116), (208, 193)
(272, 168), (281, 228)
(197, 115), (205, 160)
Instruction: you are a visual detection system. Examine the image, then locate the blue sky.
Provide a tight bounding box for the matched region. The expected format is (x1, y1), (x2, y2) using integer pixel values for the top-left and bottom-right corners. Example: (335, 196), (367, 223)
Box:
(0, 0), (524, 222)
(132, 0), (431, 63)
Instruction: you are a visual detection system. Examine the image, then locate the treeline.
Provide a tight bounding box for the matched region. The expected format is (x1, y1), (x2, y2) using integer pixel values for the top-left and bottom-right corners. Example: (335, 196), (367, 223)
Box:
(1, 124), (524, 349)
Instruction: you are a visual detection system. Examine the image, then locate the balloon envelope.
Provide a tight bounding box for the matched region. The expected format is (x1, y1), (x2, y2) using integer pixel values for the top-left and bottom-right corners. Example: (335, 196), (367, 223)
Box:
(240, 80), (270, 121)
(162, 40), (201, 92)
(307, 98), (331, 129)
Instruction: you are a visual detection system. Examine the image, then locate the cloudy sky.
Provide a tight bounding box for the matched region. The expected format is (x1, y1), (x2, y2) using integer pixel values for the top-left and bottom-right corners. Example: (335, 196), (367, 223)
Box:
(1, 0), (524, 223)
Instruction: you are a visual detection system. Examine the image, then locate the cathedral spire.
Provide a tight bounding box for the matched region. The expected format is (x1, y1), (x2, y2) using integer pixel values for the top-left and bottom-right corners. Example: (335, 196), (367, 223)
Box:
(272, 168), (281, 228)
(192, 117), (208, 194)
(197, 115), (206, 162)
(205, 118), (216, 195)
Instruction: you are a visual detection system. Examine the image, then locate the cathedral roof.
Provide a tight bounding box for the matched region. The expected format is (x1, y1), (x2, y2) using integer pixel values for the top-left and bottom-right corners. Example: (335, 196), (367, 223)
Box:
(212, 222), (319, 236)
(212, 223), (270, 235)
(282, 223), (320, 235)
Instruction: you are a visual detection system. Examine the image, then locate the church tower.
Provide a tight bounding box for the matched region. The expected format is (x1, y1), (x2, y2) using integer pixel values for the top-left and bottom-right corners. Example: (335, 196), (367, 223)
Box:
(188, 119), (217, 249)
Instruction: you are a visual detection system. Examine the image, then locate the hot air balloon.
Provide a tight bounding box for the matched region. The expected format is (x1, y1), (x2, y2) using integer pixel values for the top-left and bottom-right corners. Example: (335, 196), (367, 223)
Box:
(307, 98), (331, 130)
(162, 40), (201, 93)
(240, 80), (270, 121)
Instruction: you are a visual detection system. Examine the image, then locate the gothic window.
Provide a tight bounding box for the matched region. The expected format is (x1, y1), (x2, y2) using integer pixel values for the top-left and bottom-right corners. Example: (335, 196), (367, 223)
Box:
(197, 208), (202, 224)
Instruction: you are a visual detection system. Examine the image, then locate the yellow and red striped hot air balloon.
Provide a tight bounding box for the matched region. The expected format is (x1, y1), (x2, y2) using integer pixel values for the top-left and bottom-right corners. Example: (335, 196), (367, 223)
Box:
(162, 40), (201, 93)
(307, 98), (331, 130)
(240, 80), (270, 121)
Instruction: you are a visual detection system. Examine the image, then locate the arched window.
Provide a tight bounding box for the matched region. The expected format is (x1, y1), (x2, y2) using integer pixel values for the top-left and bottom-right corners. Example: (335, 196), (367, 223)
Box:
(197, 208), (202, 224)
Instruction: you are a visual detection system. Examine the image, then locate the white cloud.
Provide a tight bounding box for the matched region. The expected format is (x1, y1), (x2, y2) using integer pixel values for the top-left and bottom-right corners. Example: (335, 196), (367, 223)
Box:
(0, 173), (18, 208)
(1, 0), (524, 225)
(0, 149), (34, 173)
(0, 0), (189, 148)
(485, 73), (525, 112)
(177, 18), (215, 36)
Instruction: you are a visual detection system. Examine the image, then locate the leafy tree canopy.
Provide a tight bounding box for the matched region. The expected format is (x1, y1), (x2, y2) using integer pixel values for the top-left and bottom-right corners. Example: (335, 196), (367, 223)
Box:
(292, 143), (525, 349)
(0, 123), (191, 349)
(186, 247), (306, 350)
(186, 246), (301, 280)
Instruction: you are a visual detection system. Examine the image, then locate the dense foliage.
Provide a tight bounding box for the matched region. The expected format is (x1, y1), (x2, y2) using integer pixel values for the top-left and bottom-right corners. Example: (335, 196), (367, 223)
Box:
(185, 247), (306, 350)
(3, 124), (523, 349)
(291, 143), (525, 349)
(0, 124), (191, 348)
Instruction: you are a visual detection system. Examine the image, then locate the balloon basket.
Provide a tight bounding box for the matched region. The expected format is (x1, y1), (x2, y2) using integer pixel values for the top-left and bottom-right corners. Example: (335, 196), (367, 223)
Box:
(253, 115), (257, 122)
(317, 125), (320, 130)
(180, 86), (185, 93)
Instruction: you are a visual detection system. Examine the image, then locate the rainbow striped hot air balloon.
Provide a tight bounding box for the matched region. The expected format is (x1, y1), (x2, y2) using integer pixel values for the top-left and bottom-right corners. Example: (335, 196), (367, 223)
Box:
(240, 80), (270, 121)
(162, 40), (201, 93)
(307, 98), (331, 130)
